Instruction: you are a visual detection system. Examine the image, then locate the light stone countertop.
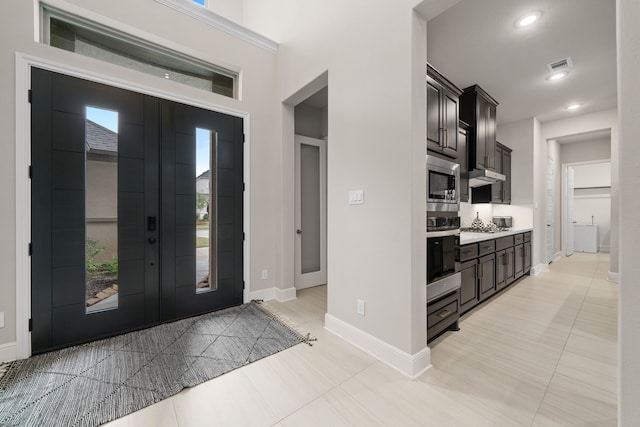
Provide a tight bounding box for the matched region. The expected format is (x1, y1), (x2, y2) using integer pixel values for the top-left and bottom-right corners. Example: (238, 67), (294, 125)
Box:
(460, 227), (533, 245)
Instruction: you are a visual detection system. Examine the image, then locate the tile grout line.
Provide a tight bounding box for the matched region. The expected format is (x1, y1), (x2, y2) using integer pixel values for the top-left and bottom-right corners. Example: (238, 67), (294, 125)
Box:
(269, 335), (381, 426)
(527, 270), (596, 427)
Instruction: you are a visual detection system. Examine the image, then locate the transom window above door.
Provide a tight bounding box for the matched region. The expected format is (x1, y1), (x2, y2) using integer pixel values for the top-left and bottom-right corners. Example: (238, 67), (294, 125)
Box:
(40, 6), (237, 98)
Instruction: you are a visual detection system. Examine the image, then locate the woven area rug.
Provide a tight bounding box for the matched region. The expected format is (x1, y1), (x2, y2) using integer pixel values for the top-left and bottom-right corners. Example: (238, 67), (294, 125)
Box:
(0, 301), (312, 427)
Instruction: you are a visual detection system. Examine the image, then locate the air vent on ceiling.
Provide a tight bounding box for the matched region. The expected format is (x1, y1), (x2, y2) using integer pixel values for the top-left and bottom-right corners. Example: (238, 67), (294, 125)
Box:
(546, 57), (573, 73)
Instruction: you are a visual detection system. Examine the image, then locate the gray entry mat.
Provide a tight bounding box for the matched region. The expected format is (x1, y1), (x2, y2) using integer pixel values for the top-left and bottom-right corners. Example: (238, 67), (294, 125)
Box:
(0, 302), (311, 427)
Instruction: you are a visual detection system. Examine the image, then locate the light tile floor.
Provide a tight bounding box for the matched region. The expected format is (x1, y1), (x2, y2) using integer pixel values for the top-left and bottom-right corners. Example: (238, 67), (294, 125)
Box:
(106, 252), (617, 426)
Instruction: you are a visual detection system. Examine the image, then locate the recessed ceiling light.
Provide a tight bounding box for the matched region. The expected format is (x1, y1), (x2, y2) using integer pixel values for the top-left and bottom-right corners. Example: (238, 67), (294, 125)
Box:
(517, 11), (542, 27)
(548, 71), (568, 81)
(566, 103), (582, 110)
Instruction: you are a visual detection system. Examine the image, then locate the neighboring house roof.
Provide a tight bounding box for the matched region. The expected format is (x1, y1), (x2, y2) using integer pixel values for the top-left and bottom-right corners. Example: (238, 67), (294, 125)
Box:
(86, 120), (117, 155)
(196, 170), (210, 180)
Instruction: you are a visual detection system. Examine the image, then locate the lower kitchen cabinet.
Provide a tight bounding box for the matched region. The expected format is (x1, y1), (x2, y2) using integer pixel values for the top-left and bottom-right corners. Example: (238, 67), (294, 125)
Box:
(427, 290), (460, 343)
(514, 244), (524, 279)
(495, 247), (514, 291)
(524, 240), (532, 273)
(458, 231), (532, 316)
(459, 260), (479, 313)
(478, 254), (496, 301)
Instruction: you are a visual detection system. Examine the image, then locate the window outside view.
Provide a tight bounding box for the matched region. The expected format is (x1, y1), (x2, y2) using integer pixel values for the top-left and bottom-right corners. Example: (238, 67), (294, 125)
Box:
(196, 128), (215, 292)
(85, 106), (120, 314)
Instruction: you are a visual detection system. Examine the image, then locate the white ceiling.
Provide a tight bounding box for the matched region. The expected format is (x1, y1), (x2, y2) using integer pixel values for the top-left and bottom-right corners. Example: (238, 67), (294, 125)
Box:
(427, 0), (617, 125)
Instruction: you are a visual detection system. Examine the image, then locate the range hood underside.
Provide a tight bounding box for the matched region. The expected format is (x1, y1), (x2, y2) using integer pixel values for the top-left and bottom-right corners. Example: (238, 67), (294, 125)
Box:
(468, 169), (506, 188)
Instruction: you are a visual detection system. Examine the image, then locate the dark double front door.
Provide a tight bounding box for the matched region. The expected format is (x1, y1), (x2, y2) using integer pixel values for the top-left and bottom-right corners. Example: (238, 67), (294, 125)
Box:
(31, 68), (244, 354)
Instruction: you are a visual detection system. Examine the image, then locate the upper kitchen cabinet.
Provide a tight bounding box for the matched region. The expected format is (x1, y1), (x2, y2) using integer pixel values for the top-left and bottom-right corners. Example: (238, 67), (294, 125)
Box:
(459, 85), (499, 171)
(491, 142), (511, 204)
(427, 64), (462, 160)
(458, 121), (471, 203)
(471, 141), (512, 204)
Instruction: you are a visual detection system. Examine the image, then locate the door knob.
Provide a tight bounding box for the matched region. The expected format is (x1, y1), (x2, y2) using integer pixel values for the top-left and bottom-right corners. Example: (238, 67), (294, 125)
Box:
(148, 237), (157, 244)
(296, 229), (302, 235)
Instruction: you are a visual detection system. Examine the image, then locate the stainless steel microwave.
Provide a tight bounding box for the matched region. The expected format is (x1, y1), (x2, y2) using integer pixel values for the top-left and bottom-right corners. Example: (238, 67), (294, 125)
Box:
(426, 155), (460, 212)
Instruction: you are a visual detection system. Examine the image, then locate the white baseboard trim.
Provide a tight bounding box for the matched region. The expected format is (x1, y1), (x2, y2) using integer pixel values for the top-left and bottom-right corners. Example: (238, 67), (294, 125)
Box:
(275, 287), (297, 302)
(324, 314), (431, 379)
(553, 252), (562, 262)
(245, 286), (297, 303)
(531, 263), (550, 276)
(608, 271), (620, 283)
(600, 245), (610, 253)
(0, 342), (17, 363)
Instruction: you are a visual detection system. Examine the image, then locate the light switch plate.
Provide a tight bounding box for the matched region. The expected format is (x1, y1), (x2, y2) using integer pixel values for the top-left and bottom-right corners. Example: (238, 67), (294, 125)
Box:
(356, 299), (365, 316)
(349, 190), (364, 205)
(261, 269), (268, 280)
(0, 312), (4, 328)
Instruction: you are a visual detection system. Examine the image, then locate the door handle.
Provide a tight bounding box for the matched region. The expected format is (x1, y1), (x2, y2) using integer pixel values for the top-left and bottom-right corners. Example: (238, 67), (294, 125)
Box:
(296, 229), (302, 235)
(147, 216), (157, 231)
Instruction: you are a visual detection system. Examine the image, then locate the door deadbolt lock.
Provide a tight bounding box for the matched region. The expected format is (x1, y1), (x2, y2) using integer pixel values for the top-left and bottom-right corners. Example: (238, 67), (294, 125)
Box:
(148, 237), (157, 244)
(296, 229), (302, 235)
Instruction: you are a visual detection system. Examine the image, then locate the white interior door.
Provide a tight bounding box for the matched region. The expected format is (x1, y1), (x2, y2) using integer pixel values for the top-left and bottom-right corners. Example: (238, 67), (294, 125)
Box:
(295, 135), (327, 289)
(546, 156), (555, 263)
(566, 166), (575, 256)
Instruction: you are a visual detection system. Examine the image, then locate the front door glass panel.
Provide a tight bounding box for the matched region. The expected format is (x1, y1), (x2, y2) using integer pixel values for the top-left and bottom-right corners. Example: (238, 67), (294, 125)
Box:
(85, 106), (119, 313)
(196, 128), (216, 292)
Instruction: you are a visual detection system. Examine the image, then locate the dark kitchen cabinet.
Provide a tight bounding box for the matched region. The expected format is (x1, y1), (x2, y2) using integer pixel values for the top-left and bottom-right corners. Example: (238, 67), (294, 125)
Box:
(495, 235), (514, 290)
(458, 232), (531, 316)
(524, 234), (532, 273)
(460, 85), (499, 171)
(478, 254), (496, 301)
(471, 141), (512, 204)
(459, 259), (479, 313)
(427, 64), (462, 160)
(459, 121), (470, 202)
(491, 142), (512, 204)
(427, 289), (460, 343)
(514, 244), (524, 279)
(496, 247), (515, 291)
(503, 149), (511, 204)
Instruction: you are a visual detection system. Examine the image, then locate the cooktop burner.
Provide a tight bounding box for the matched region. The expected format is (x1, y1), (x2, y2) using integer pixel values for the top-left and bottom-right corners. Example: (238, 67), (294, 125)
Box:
(460, 227), (511, 233)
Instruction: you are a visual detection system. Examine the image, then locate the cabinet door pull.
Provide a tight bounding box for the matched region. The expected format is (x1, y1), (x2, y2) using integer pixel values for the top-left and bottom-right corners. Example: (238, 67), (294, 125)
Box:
(479, 263), (484, 279)
(437, 309), (452, 319)
(503, 253), (508, 266)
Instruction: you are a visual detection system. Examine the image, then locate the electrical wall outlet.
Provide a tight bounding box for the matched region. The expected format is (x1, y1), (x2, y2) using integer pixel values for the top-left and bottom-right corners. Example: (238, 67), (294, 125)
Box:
(261, 269), (268, 280)
(356, 299), (365, 316)
(0, 312), (4, 328)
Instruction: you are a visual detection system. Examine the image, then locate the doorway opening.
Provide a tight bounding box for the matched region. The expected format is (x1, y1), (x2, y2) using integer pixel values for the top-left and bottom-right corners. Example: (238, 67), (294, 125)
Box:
(294, 87), (328, 291)
(546, 129), (612, 265)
